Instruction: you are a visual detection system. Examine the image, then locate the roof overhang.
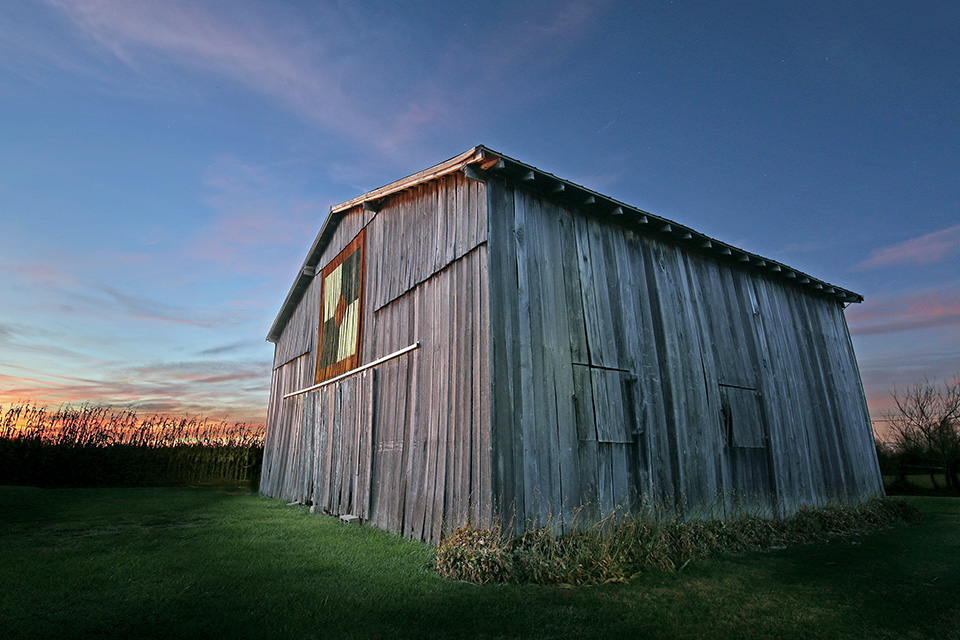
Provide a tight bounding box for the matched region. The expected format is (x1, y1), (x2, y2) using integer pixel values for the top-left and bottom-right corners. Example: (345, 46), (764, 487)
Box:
(266, 147), (496, 343)
(267, 145), (862, 343)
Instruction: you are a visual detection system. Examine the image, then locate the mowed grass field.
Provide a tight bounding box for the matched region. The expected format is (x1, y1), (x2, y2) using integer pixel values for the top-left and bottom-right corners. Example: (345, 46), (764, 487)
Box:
(884, 474), (958, 492)
(1, 487), (957, 640)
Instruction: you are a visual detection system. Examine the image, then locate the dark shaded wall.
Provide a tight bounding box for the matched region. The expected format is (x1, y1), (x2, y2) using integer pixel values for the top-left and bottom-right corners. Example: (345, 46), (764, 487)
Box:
(486, 177), (883, 531)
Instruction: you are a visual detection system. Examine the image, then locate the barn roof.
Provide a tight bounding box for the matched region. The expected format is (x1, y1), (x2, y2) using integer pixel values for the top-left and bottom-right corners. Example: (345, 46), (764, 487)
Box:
(267, 145), (862, 342)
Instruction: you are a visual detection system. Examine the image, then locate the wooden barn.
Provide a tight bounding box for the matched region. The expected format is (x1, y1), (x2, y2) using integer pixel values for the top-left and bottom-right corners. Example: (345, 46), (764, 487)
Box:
(260, 146), (883, 543)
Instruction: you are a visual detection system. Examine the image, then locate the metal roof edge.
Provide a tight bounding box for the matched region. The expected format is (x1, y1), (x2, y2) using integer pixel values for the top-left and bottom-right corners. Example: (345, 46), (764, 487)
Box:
(330, 146), (487, 214)
(468, 147), (864, 305)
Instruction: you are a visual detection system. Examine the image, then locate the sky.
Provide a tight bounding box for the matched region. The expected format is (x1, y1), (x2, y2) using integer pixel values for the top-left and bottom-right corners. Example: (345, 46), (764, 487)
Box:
(0, 1), (957, 432)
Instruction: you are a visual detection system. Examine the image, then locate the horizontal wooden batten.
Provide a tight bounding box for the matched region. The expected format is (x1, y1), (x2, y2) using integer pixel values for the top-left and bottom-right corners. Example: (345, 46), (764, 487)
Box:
(283, 343), (420, 398)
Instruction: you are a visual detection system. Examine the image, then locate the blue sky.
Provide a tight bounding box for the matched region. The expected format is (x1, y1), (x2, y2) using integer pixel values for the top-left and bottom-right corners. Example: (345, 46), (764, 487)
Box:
(0, 1), (957, 430)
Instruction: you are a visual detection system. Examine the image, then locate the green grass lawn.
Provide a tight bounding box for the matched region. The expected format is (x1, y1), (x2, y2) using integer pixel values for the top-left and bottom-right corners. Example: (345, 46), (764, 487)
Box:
(1, 487), (957, 639)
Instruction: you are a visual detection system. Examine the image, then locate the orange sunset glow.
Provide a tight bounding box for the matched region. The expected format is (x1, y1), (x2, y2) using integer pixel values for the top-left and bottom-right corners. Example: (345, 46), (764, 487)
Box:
(1, 1), (957, 447)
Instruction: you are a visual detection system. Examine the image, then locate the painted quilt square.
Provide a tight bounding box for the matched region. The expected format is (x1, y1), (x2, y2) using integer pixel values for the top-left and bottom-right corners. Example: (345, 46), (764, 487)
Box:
(315, 229), (365, 383)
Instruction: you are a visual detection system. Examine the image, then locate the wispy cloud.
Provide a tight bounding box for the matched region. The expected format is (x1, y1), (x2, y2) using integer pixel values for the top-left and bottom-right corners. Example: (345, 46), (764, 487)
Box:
(847, 286), (960, 338)
(854, 223), (960, 271)
(4, 253), (257, 329)
(96, 284), (252, 327)
(0, 356), (271, 423)
(39, 0), (439, 154)
(0, 334), (107, 367)
(39, 0), (607, 158)
(847, 285), (960, 336)
(196, 341), (250, 357)
(0, 322), (25, 340)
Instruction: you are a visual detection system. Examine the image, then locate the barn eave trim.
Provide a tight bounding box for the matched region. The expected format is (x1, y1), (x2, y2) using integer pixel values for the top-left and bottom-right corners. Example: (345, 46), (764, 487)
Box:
(465, 148), (863, 306)
(267, 144), (863, 342)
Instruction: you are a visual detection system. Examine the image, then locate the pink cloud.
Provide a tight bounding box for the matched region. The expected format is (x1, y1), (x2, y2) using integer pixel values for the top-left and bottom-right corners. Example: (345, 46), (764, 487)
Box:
(854, 224), (960, 270)
(847, 287), (960, 336)
(0, 357), (269, 424)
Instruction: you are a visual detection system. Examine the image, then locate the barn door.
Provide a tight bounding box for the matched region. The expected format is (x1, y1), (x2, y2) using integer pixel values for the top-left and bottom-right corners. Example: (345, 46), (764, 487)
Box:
(568, 215), (645, 521)
(572, 364), (639, 520)
(718, 384), (777, 515)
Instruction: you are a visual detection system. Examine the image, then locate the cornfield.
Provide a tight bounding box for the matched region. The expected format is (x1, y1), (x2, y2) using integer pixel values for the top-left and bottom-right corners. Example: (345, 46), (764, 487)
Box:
(0, 403), (264, 488)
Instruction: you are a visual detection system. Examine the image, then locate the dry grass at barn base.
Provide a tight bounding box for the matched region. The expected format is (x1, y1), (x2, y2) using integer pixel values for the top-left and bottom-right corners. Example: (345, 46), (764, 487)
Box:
(435, 497), (923, 585)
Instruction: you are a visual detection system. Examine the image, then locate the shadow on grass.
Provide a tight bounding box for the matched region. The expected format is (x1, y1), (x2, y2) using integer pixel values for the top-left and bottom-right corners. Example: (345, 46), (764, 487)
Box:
(2, 489), (958, 640)
(654, 496), (960, 640)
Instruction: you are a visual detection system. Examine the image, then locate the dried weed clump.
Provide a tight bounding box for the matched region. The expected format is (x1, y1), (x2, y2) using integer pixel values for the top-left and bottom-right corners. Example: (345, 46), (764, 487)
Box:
(435, 525), (513, 584)
(434, 497), (922, 586)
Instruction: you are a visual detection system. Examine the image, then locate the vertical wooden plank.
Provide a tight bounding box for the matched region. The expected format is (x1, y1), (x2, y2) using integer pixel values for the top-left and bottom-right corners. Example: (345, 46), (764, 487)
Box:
(512, 188), (542, 529)
(463, 172), (476, 250)
(454, 255), (472, 528)
(447, 256), (462, 532)
(530, 199), (579, 528)
(432, 263), (454, 542)
(330, 381), (344, 513)
(477, 243), (493, 526)
(637, 240), (681, 504)
(470, 245), (483, 524)
(486, 179), (523, 530)
(385, 320), (404, 531)
(260, 366), (282, 495)
(401, 312), (422, 538)
(752, 277), (816, 511)
(357, 369), (376, 519)
(523, 192), (565, 528)
(611, 231), (656, 501)
(572, 364), (599, 520)
(446, 171), (458, 265)
(404, 284), (423, 536)
(443, 256), (461, 537)
(425, 270), (445, 540)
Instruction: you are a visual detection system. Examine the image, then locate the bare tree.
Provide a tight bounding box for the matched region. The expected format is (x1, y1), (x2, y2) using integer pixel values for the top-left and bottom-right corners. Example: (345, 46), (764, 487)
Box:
(887, 377), (960, 491)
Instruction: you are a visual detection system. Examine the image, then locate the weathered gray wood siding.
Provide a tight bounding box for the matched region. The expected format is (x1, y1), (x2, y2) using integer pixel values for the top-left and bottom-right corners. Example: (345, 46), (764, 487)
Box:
(261, 172), (491, 543)
(487, 178), (882, 531)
